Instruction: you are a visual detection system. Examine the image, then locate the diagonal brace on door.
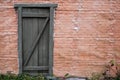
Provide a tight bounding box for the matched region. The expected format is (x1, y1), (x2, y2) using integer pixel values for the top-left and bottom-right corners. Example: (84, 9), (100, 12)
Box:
(24, 18), (49, 66)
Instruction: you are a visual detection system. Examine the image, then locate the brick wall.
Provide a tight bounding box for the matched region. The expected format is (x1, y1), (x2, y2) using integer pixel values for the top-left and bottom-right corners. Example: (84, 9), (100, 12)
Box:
(0, 0), (120, 77)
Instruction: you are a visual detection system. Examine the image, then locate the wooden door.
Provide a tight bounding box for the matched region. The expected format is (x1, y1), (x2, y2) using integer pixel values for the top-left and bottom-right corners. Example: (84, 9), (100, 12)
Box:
(14, 4), (57, 75)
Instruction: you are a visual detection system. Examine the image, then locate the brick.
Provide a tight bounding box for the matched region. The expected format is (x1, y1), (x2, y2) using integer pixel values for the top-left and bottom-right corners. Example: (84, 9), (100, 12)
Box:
(111, 3), (120, 12)
(0, 8), (16, 17)
(0, 59), (18, 74)
(79, 1), (111, 12)
(14, 0), (34, 3)
(0, 0), (13, 6)
(0, 17), (17, 26)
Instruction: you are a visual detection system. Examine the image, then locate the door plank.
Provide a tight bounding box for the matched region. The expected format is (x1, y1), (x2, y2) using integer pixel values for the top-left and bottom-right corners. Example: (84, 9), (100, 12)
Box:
(22, 12), (49, 17)
(18, 7), (23, 74)
(24, 18), (49, 66)
(24, 66), (48, 70)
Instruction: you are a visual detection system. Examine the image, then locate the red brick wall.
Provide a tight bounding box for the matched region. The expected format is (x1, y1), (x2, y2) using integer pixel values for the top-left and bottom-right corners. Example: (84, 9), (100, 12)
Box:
(0, 0), (120, 77)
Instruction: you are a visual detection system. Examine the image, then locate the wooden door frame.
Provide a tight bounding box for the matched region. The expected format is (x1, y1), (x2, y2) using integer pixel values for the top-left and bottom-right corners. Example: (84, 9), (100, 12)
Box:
(14, 4), (57, 75)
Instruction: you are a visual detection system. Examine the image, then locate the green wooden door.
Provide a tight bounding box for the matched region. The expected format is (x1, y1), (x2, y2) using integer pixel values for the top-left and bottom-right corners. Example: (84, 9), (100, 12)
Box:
(14, 4), (57, 75)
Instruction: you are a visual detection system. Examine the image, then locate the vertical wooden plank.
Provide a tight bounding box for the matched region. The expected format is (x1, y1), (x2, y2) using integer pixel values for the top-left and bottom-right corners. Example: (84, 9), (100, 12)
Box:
(23, 20), (39, 75)
(28, 17), (38, 75)
(38, 18), (49, 74)
(28, 17), (38, 67)
(38, 18), (44, 66)
(38, 8), (49, 74)
(31, 18), (39, 67)
(49, 7), (55, 76)
(18, 7), (22, 74)
(42, 22), (49, 67)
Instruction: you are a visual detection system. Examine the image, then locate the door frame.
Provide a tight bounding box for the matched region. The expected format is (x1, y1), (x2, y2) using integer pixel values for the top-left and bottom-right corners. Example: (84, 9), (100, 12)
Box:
(14, 4), (57, 75)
